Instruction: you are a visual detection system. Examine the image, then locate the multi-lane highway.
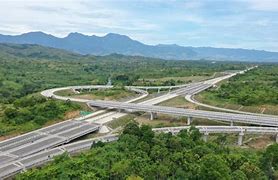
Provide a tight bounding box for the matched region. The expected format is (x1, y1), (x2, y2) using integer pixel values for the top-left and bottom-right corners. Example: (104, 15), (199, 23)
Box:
(2, 67), (277, 179)
(88, 100), (278, 126)
(0, 120), (100, 165)
(1, 125), (277, 179)
(0, 134), (118, 179)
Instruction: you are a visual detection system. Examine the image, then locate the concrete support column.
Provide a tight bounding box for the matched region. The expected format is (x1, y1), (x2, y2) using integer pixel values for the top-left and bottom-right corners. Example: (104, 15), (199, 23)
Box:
(187, 116), (192, 125)
(150, 112), (157, 120)
(230, 121), (234, 126)
(276, 134), (278, 143)
(203, 132), (209, 142)
(158, 88), (160, 93)
(238, 132), (244, 146)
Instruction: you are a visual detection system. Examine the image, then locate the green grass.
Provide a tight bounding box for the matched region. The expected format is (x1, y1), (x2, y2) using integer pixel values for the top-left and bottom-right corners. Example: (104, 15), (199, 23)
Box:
(0, 43), (249, 137)
(56, 87), (137, 101)
(107, 115), (135, 129)
(195, 65), (278, 115)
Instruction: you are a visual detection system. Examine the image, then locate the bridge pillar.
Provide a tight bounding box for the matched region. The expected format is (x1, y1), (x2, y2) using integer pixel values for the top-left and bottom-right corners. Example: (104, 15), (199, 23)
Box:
(187, 117), (192, 125)
(238, 132), (244, 146)
(150, 112), (157, 120)
(230, 121), (234, 126)
(203, 132), (209, 142)
(158, 88), (160, 93)
(276, 134), (278, 143)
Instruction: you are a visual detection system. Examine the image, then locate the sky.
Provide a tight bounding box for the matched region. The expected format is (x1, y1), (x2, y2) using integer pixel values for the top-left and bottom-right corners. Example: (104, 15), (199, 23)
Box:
(0, 0), (278, 51)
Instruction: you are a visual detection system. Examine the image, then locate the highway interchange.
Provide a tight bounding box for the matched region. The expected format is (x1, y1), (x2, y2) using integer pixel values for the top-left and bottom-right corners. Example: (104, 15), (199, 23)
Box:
(1, 67), (278, 179)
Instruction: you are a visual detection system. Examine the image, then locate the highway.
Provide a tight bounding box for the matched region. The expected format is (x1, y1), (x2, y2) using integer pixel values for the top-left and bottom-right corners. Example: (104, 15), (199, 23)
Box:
(0, 134), (118, 179)
(185, 94), (278, 117)
(88, 100), (278, 126)
(2, 67), (277, 179)
(41, 85), (114, 103)
(153, 126), (278, 136)
(0, 120), (100, 165)
(1, 125), (277, 179)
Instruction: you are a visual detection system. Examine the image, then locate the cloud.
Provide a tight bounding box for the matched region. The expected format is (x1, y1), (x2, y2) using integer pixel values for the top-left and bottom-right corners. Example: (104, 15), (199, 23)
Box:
(0, 0), (277, 51)
(246, 0), (278, 11)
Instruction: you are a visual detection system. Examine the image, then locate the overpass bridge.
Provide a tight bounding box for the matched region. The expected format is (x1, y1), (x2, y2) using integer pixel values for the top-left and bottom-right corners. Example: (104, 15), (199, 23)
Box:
(2, 67), (274, 179)
(1, 124), (277, 179)
(0, 120), (100, 165)
(88, 100), (278, 127)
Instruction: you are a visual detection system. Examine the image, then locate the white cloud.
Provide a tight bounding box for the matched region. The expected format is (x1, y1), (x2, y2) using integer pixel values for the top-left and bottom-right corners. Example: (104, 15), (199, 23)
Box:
(246, 0), (278, 11)
(0, 0), (277, 51)
(0, 0), (159, 37)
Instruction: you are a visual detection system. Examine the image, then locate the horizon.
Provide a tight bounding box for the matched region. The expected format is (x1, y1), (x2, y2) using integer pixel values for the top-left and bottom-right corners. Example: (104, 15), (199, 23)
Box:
(0, 0), (278, 51)
(1, 31), (277, 53)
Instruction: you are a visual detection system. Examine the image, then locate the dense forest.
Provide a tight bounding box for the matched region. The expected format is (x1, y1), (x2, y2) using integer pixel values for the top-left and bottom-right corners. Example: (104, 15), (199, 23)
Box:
(203, 65), (278, 106)
(17, 122), (278, 179)
(0, 43), (248, 137)
(0, 95), (80, 136)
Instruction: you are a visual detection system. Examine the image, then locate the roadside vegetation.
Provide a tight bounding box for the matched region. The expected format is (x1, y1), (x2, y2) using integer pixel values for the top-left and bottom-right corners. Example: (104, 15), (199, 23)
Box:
(56, 87), (137, 101)
(0, 43), (248, 137)
(0, 95), (80, 137)
(196, 65), (278, 115)
(17, 122), (278, 179)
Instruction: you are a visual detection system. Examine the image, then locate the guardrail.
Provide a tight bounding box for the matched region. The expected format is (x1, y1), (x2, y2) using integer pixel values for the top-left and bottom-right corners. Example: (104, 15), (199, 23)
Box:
(88, 100), (278, 126)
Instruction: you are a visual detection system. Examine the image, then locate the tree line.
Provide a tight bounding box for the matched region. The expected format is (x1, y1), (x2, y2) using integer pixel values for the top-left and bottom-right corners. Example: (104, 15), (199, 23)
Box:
(17, 122), (278, 179)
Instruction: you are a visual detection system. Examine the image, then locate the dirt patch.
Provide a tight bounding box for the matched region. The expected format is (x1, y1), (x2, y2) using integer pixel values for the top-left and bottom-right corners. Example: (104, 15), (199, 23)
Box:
(64, 110), (80, 119)
(246, 135), (274, 149)
(135, 113), (187, 128)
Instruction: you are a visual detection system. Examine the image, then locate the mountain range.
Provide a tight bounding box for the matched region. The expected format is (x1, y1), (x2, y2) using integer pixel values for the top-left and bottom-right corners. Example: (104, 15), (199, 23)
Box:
(0, 31), (277, 62)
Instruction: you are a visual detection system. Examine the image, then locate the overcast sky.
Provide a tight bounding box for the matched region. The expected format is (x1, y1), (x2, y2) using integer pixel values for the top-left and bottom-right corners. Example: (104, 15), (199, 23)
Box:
(0, 0), (278, 51)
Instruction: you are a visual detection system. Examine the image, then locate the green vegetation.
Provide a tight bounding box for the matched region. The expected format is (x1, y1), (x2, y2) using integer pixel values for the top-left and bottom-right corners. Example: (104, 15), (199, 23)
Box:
(107, 114), (135, 129)
(56, 87), (137, 101)
(17, 122), (278, 179)
(0, 43), (248, 137)
(0, 95), (80, 136)
(197, 65), (278, 114)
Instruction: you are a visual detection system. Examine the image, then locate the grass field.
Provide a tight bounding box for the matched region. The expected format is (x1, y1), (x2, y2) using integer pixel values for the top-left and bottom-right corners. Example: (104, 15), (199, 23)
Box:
(194, 65), (278, 115)
(55, 87), (137, 101)
(196, 91), (278, 115)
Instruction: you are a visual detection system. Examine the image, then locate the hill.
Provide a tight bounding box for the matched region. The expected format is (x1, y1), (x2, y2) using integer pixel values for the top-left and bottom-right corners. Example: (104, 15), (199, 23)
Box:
(0, 32), (278, 62)
(0, 43), (82, 61)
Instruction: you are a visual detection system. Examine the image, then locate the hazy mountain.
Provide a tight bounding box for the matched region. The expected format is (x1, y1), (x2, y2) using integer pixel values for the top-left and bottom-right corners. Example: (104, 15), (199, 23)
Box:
(0, 32), (277, 62)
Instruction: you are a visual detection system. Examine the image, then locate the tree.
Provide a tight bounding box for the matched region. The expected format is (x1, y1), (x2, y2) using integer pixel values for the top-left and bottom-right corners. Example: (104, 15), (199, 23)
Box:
(231, 170), (248, 180)
(188, 126), (202, 142)
(122, 122), (141, 137)
(4, 107), (18, 119)
(261, 143), (278, 178)
(199, 154), (231, 180)
(139, 125), (154, 144)
(240, 162), (266, 180)
(111, 160), (131, 179)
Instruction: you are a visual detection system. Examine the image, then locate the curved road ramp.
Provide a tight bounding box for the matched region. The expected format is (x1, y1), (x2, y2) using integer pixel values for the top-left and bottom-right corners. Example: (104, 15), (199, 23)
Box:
(0, 120), (100, 167)
(0, 134), (118, 179)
